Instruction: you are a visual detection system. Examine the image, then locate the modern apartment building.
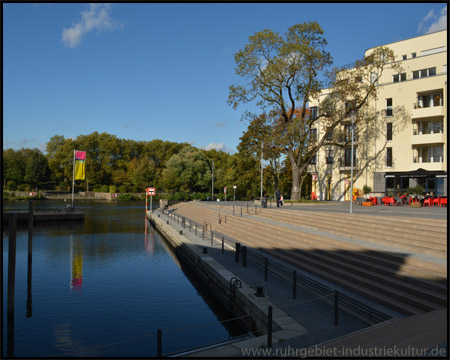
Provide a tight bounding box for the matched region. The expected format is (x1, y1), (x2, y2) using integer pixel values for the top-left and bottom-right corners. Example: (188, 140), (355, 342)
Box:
(309, 30), (447, 201)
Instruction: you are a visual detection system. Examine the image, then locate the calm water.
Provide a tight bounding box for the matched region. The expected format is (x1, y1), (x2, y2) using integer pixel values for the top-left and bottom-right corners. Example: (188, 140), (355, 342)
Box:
(3, 200), (244, 357)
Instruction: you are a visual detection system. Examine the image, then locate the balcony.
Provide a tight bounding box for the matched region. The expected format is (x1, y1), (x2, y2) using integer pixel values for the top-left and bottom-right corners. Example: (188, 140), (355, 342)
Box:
(411, 132), (445, 145)
(411, 104), (445, 119)
(411, 158), (446, 171)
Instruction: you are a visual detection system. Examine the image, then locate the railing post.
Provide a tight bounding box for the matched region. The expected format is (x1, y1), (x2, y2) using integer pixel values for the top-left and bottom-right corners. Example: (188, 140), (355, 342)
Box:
(242, 246), (247, 268)
(264, 257), (268, 281)
(202, 226), (205, 240)
(235, 242), (241, 262)
(255, 204), (257, 214)
(233, 206), (235, 215)
(240, 207), (242, 216)
(293, 270), (297, 299)
(221, 236), (224, 253)
(334, 290), (339, 326)
(267, 305), (273, 347)
(157, 329), (162, 357)
(210, 231), (213, 246)
(247, 202), (249, 214)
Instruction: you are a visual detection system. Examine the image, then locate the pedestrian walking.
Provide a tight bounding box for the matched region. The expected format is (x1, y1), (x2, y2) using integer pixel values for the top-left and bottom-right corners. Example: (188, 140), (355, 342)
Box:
(275, 188), (281, 207)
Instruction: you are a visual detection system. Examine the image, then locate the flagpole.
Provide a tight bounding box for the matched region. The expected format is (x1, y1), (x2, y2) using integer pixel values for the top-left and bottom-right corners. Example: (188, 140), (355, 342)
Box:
(72, 150), (75, 209)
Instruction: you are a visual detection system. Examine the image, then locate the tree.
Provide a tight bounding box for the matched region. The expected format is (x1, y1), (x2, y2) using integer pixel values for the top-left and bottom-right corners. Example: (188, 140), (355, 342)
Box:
(228, 21), (400, 200)
(24, 151), (50, 187)
(161, 147), (212, 193)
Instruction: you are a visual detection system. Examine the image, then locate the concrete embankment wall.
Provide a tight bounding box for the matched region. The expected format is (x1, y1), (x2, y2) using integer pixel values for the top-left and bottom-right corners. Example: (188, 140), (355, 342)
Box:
(147, 212), (307, 351)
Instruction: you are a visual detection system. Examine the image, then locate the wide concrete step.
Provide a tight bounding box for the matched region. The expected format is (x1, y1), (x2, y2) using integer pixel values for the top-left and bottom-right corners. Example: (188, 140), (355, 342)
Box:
(173, 204), (446, 315)
(258, 211), (447, 249)
(177, 204), (446, 277)
(223, 214), (446, 277)
(219, 219), (446, 307)
(273, 248), (444, 314)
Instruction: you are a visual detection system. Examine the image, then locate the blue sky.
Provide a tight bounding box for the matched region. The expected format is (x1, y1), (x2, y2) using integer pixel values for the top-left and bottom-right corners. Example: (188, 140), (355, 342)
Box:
(3, 2), (447, 154)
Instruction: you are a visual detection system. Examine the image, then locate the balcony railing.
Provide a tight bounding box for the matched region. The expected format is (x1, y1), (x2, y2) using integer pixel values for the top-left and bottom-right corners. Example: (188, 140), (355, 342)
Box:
(413, 156), (443, 163)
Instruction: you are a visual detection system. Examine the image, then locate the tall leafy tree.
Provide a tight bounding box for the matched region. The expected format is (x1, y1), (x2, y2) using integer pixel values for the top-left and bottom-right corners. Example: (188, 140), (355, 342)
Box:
(24, 151), (50, 187)
(229, 21), (399, 200)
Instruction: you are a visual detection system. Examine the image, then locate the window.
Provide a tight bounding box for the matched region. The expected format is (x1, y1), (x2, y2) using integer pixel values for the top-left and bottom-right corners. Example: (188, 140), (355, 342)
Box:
(355, 76), (363, 83)
(310, 128), (317, 142)
(309, 106), (318, 119)
(326, 149), (333, 164)
(393, 73), (406, 83)
(417, 92), (443, 108)
(326, 127), (333, 141)
(412, 67), (436, 79)
(386, 147), (392, 167)
(402, 55), (407, 60)
(344, 148), (356, 167)
(386, 123), (392, 141)
(411, 52), (416, 58)
(386, 98), (393, 116)
(370, 72), (378, 85)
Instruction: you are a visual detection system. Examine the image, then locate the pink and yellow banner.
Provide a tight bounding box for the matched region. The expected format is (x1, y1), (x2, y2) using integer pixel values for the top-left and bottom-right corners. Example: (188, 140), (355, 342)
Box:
(75, 151), (86, 180)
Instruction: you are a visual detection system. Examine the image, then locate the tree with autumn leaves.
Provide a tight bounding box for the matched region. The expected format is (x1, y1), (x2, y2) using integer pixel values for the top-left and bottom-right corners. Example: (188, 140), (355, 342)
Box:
(229, 21), (401, 200)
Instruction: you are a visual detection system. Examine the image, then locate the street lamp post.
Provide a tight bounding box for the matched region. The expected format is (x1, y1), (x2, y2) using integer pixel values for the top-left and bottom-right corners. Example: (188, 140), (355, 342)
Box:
(350, 111), (355, 214)
(260, 141), (264, 203)
(211, 160), (214, 202)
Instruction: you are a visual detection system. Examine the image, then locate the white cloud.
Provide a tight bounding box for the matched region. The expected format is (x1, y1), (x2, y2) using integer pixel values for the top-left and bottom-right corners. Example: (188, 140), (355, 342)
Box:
(204, 142), (237, 153)
(417, 5), (447, 34)
(427, 5), (447, 33)
(62, 3), (122, 48)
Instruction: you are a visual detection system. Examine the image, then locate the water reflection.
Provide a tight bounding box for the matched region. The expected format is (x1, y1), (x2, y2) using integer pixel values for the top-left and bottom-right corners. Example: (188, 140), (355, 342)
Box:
(70, 234), (83, 293)
(144, 217), (154, 254)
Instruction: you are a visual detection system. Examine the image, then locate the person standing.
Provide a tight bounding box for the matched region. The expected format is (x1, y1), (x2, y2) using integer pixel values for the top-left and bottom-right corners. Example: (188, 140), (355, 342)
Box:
(275, 188), (281, 207)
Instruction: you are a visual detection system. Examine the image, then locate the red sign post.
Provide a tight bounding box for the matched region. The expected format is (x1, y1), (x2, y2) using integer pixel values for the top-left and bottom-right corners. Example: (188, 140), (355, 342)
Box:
(146, 188), (156, 214)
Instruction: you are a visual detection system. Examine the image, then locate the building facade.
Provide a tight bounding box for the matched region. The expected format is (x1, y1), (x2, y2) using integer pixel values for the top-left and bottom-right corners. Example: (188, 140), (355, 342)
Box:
(309, 30), (447, 201)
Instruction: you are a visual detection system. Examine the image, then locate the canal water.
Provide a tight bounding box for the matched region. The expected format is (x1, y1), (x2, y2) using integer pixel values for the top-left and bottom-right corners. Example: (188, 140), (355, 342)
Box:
(2, 200), (245, 357)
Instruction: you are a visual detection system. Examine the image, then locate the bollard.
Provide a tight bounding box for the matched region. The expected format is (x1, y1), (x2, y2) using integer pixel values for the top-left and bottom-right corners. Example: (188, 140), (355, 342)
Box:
(267, 306), (273, 347)
(264, 257), (268, 281)
(235, 242), (241, 262)
(221, 236), (224, 253)
(334, 291), (339, 326)
(247, 203), (249, 214)
(157, 329), (162, 357)
(242, 246), (247, 268)
(240, 207), (242, 216)
(293, 270), (297, 299)
(195, 224), (197, 236)
(255, 204), (257, 214)
(233, 206), (235, 215)
(202, 226), (205, 240)
(210, 231), (213, 246)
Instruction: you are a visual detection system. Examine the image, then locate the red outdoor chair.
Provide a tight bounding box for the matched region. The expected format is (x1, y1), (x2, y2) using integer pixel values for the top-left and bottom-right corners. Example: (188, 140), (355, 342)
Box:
(432, 198), (440, 206)
(440, 197), (447, 207)
(423, 198), (432, 207)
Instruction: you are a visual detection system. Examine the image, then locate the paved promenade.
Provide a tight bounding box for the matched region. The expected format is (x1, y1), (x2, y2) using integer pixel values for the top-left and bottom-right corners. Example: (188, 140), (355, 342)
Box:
(149, 200), (447, 357)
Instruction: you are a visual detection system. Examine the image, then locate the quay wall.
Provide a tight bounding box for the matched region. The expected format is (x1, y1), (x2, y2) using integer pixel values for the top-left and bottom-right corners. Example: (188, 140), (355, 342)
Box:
(147, 212), (307, 349)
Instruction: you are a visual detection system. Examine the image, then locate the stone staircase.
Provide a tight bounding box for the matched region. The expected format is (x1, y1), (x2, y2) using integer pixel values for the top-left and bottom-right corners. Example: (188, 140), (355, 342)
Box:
(172, 202), (447, 316)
